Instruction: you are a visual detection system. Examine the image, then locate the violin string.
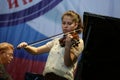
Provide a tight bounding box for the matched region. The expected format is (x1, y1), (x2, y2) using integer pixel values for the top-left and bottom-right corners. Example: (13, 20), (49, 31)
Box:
(28, 29), (81, 46)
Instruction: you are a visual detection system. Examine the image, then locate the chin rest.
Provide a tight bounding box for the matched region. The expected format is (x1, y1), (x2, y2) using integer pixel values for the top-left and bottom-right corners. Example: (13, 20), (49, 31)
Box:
(25, 72), (44, 80)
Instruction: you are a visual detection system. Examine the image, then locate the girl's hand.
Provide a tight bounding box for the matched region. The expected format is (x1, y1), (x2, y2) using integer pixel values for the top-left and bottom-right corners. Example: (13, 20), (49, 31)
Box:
(17, 42), (28, 48)
(65, 34), (73, 47)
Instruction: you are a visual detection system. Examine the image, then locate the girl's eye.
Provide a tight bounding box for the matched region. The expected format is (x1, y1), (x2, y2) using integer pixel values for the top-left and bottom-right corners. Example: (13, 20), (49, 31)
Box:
(62, 22), (66, 25)
(62, 22), (72, 25)
(68, 22), (72, 25)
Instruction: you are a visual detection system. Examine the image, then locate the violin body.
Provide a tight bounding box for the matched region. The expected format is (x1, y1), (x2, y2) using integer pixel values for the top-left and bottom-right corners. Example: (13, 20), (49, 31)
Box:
(59, 32), (80, 47)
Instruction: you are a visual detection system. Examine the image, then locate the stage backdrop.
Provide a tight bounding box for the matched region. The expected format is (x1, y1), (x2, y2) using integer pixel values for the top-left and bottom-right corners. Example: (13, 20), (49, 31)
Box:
(0, 0), (120, 80)
(0, 0), (81, 80)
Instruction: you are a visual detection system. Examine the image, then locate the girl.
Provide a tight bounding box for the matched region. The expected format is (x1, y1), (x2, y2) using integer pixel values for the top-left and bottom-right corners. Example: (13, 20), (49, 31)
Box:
(17, 10), (84, 80)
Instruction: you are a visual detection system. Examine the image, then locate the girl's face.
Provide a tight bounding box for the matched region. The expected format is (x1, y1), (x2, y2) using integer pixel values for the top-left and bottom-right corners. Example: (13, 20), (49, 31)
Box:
(62, 15), (78, 33)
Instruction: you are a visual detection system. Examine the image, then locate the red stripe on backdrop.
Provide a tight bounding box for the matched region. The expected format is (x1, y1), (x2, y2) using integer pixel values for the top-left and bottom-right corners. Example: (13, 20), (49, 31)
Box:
(5, 57), (46, 80)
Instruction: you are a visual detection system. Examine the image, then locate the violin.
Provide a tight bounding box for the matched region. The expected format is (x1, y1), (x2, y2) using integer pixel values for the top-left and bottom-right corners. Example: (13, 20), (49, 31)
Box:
(59, 32), (80, 47)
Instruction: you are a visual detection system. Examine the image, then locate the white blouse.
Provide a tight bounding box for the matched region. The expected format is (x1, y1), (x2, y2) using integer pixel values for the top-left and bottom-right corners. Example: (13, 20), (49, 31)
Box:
(43, 38), (84, 80)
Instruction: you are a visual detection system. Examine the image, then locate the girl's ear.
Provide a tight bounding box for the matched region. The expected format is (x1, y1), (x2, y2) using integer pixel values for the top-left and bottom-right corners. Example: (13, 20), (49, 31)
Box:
(74, 22), (78, 29)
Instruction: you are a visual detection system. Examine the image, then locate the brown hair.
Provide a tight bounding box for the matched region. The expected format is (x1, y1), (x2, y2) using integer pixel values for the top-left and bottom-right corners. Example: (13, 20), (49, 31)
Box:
(0, 42), (14, 53)
(62, 10), (84, 33)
